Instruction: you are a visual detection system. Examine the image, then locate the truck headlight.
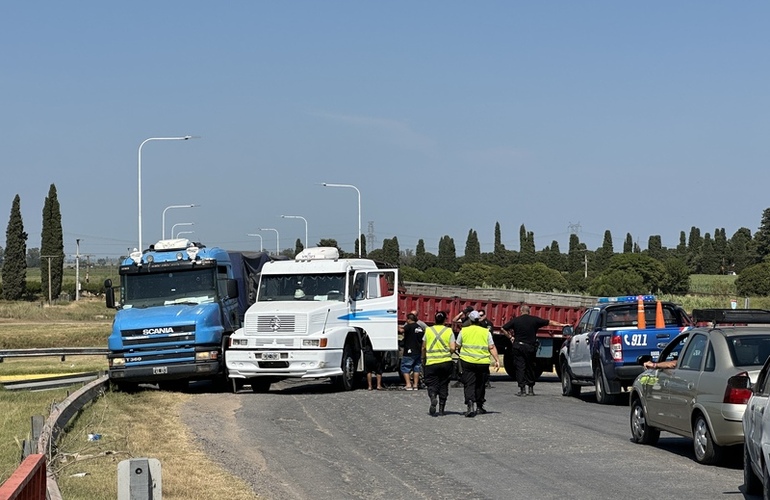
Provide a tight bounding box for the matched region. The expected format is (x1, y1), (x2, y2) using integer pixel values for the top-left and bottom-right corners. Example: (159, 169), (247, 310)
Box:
(110, 358), (126, 367)
(231, 338), (248, 346)
(196, 351), (218, 361)
(302, 339), (327, 347)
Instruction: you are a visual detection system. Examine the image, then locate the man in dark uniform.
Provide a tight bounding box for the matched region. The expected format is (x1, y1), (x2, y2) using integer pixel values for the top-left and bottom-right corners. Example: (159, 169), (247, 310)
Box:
(450, 305), (475, 387)
(502, 304), (567, 396)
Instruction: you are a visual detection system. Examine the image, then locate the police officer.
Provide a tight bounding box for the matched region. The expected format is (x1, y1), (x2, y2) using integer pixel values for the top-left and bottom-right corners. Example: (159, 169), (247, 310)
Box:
(421, 311), (455, 416)
(456, 310), (500, 417)
(450, 306), (474, 387)
(502, 304), (567, 396)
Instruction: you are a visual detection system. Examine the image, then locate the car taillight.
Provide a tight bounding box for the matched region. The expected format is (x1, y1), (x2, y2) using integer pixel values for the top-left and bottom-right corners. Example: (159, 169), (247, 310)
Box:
(724, 371), (752, 405)
(611, 334), (622, 361)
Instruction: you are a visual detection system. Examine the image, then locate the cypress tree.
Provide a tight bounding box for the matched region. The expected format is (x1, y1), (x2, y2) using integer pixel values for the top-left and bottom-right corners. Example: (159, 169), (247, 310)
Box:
(624, 233), (633, 253)
(2, 195), (28, 300)
(464, 229), (480, 263)
(437, 235), (458, 272)
(755, 208), (770, 263)
(40, 184), (64, 299)
(519, 224), (536, 264)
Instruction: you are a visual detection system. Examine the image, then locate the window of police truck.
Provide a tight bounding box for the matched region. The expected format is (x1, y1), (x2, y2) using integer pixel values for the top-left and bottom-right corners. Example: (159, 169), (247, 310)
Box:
(123, 268), (218, 307)
(258, 274), (346, 302)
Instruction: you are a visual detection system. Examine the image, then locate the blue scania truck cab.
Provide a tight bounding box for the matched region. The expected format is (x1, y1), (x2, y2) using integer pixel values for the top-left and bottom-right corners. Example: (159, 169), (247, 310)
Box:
(105, 238), (269, 390)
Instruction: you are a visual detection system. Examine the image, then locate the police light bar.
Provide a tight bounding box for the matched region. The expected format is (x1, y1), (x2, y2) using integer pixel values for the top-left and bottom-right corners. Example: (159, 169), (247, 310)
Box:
(597, 295), (656, 304)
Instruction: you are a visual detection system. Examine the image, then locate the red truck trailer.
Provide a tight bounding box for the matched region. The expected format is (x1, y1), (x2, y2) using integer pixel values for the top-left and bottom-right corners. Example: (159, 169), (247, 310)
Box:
(398, 284), (589, 379)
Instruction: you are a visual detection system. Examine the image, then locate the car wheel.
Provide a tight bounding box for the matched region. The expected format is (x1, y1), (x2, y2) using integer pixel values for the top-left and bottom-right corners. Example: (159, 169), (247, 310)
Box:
(693, 414), (722, 464)
(250, 378), (271, 393)
(594, 365), (615, 404)
(763, 460), (770, 500)
(744, 443), (762, 495)
(630, 398), (660, 445)
(561, 363), (580, 397)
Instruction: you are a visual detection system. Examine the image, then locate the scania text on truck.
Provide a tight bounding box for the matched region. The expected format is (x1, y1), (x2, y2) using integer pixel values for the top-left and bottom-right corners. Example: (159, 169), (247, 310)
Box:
(226, 247), (399, 392)
(104, 238), (269, 390)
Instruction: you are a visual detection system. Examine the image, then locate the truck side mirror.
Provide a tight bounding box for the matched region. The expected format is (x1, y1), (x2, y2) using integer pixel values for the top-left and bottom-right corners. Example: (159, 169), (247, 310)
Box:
(562, 325), (573, 336)
(104, 279), (115, 309)
(226, 279), (239, 299)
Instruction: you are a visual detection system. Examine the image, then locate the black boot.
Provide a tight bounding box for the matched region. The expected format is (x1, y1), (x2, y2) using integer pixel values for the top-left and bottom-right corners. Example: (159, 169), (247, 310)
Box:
(429, 395), (438, 416)
(438, 402), (446, 416)
(527, 386), (536, 396)
(477, 404), (487, 414)
(516, 387), (527, 397)
(464, 402), (476, 418)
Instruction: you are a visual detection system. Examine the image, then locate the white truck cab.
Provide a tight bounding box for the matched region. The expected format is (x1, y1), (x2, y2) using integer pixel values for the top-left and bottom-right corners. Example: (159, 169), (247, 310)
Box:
(226, 247), (398, 392)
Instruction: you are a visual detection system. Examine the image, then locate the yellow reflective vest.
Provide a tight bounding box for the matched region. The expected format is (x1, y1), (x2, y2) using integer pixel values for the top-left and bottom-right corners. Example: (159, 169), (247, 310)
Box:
(458, 325), (492, 364)
(424, 325), (453, 366)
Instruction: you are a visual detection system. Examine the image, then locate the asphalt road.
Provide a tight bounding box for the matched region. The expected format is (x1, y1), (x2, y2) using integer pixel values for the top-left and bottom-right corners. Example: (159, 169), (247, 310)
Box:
(182, 373), (755, 500)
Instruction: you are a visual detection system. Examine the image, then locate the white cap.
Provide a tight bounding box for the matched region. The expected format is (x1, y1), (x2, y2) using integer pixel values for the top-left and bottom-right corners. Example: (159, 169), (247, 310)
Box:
(468, 310), (481, 321)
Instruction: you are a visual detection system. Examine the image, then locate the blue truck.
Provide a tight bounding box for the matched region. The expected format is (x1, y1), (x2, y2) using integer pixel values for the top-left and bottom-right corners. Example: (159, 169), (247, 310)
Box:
(558, 295), (693, 404)
(104, 238), (269, 390)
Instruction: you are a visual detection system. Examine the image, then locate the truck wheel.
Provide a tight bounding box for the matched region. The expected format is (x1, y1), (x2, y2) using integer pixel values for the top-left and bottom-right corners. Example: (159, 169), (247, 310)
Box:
(744, 440), (761, 495)
(333, 342), (358, 391)
(560, 365), (580, 397)
(250, 378), (271, 393)
(630, 398), (660, 445)
(594, 366), (615, 404)
(110, 381), (138, 393)
(693, 414), (722, 464)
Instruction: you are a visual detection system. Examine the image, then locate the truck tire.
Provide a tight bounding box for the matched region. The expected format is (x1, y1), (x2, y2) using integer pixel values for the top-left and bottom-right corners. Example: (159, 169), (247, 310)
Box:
(333, 342), (358, 391)
(503, 354), (516, 381)
(630, 398), (660, 445)
(594, 365), (616, 405)
(693, 414), (722, 464)
(250, 378), (271, 393)
(560, 364), (580, 397)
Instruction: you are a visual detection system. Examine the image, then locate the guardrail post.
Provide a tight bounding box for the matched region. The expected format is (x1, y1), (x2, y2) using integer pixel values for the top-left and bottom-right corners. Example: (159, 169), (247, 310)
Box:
(118, 458), (162, 500)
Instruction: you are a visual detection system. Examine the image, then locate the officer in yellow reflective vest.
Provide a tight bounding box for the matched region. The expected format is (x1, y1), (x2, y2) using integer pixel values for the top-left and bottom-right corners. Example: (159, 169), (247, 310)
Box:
(456, 310), (500, 417)
(421, 311), (456, 416)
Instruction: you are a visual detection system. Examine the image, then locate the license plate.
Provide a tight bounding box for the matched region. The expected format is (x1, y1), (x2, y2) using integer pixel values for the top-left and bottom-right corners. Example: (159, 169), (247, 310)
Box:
(153, 366), (168, 375)
(261, 352), (280, 360)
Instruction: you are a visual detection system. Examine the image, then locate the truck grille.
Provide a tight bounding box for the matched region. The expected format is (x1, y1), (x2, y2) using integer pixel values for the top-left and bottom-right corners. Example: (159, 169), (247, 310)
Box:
(246, 314), (308, 335)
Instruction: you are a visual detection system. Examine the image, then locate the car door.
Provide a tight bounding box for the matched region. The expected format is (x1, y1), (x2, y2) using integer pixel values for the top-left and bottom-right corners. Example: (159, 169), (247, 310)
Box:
(641, 332), (690, 430)
(664, 333), (709, 434)
(570, 308), (599, 378)
(746, 357), (770, 465)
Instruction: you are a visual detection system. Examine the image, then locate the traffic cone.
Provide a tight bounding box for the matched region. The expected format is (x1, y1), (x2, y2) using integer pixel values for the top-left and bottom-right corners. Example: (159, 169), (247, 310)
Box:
(637, 296), (646, 329)
(655, 300), (665, 328)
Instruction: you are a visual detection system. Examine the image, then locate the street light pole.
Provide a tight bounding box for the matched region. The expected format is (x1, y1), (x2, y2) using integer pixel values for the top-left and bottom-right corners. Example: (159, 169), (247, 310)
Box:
(75, 239), (81, 302)
(176, 231), (194, 238)
(162, 204), (198, 239)
(281, 215), (308, 248)
(247, 233), (263, 252)
(138, 136), (195, 253)
(322, 183), (361, 257)
(259, 228), (280, 256)
(171, 222), (194, 239)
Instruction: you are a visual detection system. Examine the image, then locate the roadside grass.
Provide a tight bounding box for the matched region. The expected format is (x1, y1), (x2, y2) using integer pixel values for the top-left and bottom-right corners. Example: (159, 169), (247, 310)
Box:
(54, 389), (259, 500)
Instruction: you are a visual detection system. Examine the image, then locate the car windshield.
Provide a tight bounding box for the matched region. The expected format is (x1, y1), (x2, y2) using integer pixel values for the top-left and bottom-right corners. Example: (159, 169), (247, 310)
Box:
(122, 268), (218, 308)
(258, 273), (346, 302)
(605, 304), (682, 329)
(727, 334), (770, 367)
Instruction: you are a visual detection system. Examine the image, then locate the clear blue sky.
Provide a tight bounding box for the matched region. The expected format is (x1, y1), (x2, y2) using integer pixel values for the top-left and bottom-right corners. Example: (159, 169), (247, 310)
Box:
(2, 2), (768, 259)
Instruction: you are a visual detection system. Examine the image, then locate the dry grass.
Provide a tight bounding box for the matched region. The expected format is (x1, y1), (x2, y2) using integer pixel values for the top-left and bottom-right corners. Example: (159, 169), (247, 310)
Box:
(54, 390), (259, 500)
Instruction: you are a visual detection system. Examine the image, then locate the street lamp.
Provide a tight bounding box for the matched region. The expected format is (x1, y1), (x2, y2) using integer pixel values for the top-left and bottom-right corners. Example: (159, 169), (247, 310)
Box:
(247, 233), (263, 252)
(162, 204), (198, 239)
(281, 215), (308, 248)
(176, 231), (194, 238)
(322, 183), (361, 257)
(259, 228), (280, 256)
(171, 222), (194, 239)
(137, 136), (196, 253)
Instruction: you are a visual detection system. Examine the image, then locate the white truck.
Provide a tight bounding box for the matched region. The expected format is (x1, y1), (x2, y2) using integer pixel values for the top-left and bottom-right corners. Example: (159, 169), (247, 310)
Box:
(226, 247), (399, 392)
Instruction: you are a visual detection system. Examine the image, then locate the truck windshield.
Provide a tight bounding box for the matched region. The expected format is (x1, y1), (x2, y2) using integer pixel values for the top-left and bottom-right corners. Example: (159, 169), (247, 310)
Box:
(122, 268), (218, 308)
(258, 273), (346, 302)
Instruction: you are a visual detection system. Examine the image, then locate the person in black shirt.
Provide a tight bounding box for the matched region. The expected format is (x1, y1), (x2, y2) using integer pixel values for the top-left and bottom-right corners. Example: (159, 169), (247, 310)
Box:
(502, 304), (567, 396)
(400, 313), (425, 390)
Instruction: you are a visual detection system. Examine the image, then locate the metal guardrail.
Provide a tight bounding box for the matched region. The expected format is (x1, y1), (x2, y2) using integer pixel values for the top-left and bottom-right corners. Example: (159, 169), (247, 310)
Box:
(1, 372), (102, 391)
(0, 347), (109, 361)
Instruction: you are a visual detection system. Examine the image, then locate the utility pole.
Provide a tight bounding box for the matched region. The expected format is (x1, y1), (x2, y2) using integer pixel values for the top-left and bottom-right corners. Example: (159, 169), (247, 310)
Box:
(75, 239), (81, 302)
(41, 255), (56, 305)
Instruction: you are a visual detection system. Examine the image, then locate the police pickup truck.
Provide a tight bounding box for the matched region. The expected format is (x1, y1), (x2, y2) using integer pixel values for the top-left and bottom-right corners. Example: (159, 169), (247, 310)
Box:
(559, 295), (692, 404)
